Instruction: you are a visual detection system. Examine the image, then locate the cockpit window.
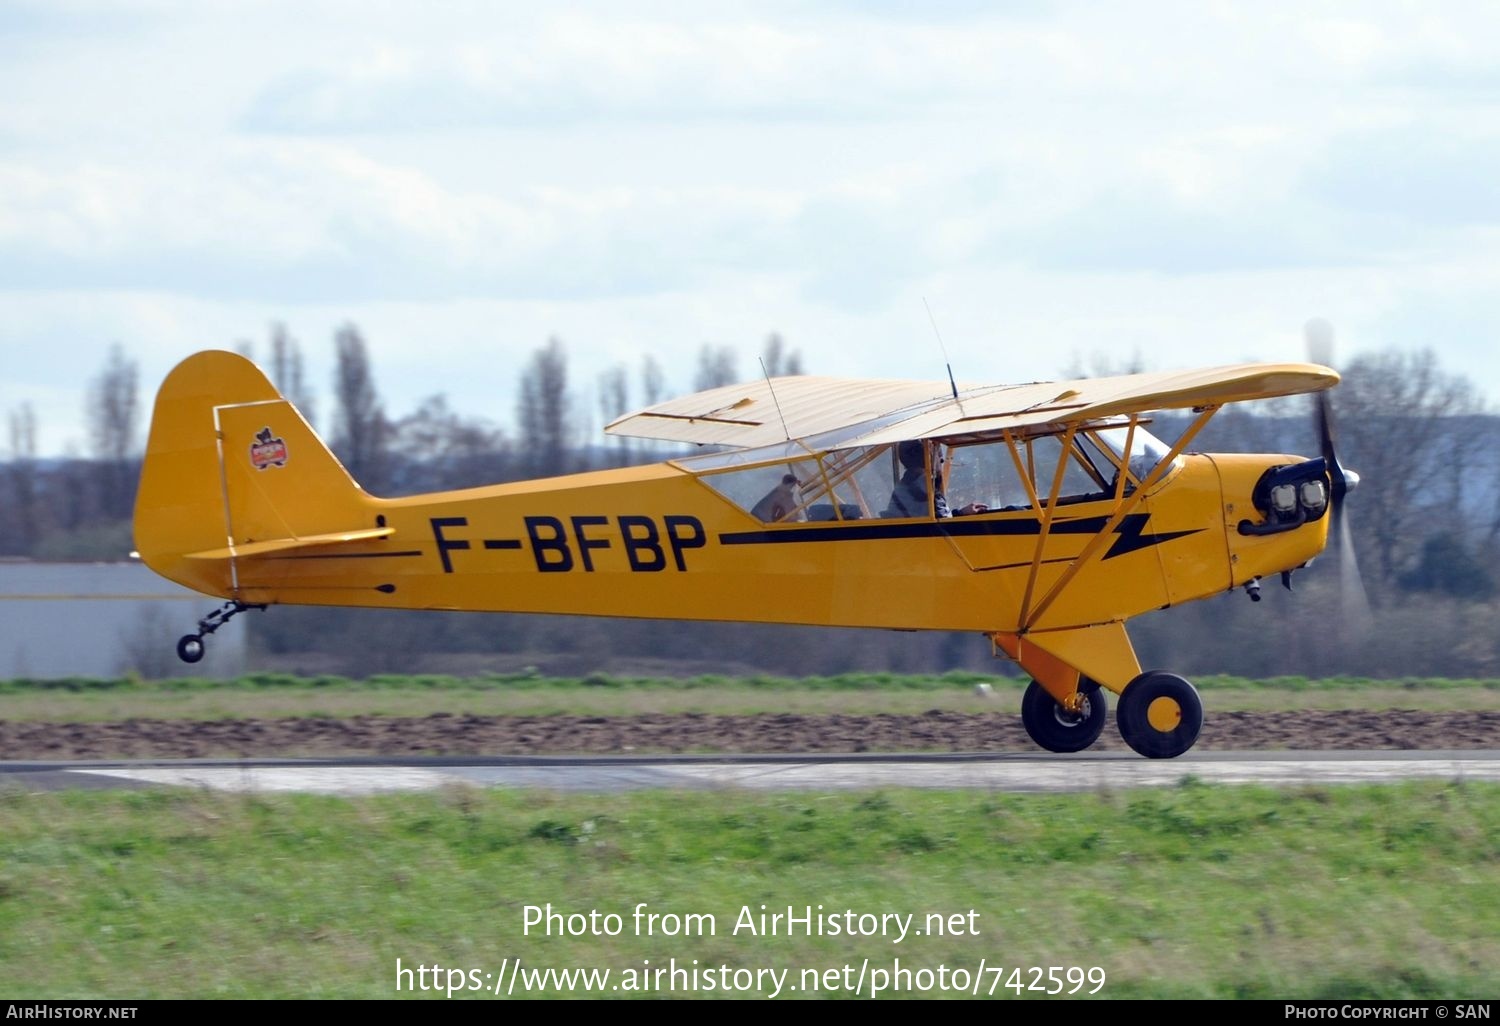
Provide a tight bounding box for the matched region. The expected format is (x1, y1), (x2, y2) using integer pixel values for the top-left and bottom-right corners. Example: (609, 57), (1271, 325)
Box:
(699, 457), (819, 523)
(696, 422), (1176, 525)
(699, 446), (902, 522)
(943, 433), (1110, 512)
(1088, 423), (1176, 486)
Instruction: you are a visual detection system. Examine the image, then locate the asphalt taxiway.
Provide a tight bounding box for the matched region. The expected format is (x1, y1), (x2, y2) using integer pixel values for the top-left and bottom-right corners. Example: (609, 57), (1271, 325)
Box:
(3, 750), (1497, 796)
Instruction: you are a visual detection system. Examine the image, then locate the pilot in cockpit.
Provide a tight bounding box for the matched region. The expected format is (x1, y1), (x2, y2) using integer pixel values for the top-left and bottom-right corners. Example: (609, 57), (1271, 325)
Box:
(883, 440), (988, 518)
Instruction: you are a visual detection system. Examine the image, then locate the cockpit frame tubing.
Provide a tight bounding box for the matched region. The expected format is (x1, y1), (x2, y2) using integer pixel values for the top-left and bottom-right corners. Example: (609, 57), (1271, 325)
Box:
(1021, 406), (1219, 632)
(1018, 422), (1080, 627)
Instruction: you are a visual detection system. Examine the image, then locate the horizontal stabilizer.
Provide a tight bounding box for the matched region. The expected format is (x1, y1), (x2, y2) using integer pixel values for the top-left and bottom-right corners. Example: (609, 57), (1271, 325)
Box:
(184, 526), (394, 562)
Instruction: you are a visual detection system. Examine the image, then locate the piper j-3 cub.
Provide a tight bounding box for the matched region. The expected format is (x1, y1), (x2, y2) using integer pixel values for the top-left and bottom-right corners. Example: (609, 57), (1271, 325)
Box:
(133, 345), (1357, 759)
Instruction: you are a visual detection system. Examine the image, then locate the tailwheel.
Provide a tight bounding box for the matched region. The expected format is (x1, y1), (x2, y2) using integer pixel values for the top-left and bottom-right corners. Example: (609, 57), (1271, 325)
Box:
(1021, 677), (1107, 753)
(172, 600), (267, 663)
(176, 635), (206, 664)
(1116, 671), (1203, 759)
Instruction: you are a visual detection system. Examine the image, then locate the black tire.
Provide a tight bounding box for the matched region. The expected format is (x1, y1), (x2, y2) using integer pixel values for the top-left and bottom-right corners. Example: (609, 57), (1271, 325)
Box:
(1116, 671), (1203, 759)
(1020, 678), (1108, 753)
(176, 635), (205, 664)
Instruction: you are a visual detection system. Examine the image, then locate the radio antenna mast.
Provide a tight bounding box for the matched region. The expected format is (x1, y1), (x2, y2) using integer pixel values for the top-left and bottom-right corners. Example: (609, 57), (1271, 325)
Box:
(759, 357), (792, 441)
(923, 297), (961, 402)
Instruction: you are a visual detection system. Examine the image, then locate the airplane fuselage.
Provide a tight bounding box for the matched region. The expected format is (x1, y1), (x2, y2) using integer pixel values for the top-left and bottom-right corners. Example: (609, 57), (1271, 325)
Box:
(148, 451), (1327, 638)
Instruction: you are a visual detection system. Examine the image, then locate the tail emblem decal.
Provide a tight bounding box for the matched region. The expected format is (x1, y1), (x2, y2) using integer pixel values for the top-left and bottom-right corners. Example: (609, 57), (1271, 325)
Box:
(249, 426), (288, 470)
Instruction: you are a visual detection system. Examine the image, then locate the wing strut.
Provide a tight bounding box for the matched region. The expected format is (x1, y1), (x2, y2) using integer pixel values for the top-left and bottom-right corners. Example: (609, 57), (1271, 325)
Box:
(1021, 406), (1220, 632)
(1017, 422), (1079, 627)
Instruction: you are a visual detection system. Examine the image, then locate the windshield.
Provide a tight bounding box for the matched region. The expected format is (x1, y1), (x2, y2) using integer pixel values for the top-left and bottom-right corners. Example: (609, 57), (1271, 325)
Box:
(1089, 424), (1176, 485)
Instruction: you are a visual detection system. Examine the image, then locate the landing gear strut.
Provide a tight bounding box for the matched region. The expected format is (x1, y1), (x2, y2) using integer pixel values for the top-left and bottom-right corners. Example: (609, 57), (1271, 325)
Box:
(176, 600), (266, 664)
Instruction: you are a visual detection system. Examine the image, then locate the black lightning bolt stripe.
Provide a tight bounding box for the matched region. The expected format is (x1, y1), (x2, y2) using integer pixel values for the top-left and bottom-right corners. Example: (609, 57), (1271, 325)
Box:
(1099, 515), (1202, 559)
(718, 513), (1201, 561)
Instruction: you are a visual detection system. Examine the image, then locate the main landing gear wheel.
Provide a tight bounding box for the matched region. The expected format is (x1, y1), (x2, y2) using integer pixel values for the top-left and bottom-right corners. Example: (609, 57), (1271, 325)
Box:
(1116, 671), (1203, 759)
(1021, 677), (1108, 753)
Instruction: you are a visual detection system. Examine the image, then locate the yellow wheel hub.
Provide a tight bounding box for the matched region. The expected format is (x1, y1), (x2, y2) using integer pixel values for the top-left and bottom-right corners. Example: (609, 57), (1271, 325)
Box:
(1145, 696), (1183, 732)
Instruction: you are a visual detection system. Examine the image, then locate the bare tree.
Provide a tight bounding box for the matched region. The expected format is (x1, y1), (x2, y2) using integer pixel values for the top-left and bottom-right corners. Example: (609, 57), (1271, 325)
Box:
(86, 343), (140, 518)
(1336, 348), (1484, 585)
(598, 364), (630, 465)
(1059, 348), (1147, 379)
(269, 322), (317, 428)
(641, 354), (666, 407)
(2, 404), (39, 553)
(518, 337), (572, 476)
(388, 395), (509, 492)
(331, 324), (388, 490)
(694, 344), (738, 391)
(240, 323), (318, 425)
(88, 343), (139, 462)
(761, 333), (805, 376)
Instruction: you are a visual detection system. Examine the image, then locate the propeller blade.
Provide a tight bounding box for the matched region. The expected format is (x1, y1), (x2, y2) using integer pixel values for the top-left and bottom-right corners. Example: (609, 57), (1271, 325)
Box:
(1333, 492), (1374, 635)
(1305, 318), (1373, 636)
(1305, 316), (1335, 367)
(1315, 389), (1349, 502)
(1308, 318), (1348, 501)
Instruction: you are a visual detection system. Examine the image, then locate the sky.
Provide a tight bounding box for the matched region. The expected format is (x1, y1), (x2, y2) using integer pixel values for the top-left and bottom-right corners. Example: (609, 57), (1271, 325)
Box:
(3, 0), (1499, 456)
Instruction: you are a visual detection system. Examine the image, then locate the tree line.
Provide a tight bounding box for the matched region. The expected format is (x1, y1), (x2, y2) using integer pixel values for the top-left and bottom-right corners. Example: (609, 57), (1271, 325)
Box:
(0, 324), (803, 557)
(4, 324), (1499, 679)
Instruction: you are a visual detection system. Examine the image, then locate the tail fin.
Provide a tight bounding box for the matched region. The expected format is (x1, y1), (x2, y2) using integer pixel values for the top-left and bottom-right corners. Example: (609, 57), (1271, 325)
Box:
(134, 350), (374, 598)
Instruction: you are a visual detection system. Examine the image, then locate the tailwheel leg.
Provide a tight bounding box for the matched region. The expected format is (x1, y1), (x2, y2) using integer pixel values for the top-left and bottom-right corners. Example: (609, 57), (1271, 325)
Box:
(1116, 671), (1203, 759)
(176, 600), (267, 664)
(1021, 677), (1108, 753)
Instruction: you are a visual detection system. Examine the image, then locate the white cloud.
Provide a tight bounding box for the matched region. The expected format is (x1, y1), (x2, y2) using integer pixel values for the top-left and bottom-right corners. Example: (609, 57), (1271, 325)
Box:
(4, 1), (1500, 456)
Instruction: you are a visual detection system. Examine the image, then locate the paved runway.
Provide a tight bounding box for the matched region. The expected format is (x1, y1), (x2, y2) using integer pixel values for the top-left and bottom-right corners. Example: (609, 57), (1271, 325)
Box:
(3, 750), (1498, 796)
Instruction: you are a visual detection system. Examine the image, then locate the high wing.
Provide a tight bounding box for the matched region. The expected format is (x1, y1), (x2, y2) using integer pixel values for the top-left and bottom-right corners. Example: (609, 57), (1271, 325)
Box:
(604, 376), (977, 448)
(605, 362), (1340, 451)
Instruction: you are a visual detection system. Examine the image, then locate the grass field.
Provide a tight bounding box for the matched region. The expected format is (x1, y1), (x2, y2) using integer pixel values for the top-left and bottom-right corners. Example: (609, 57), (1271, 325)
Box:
(2, 671), (1497, 722)
(2, 674), (1497, 1000)
(0, 781), (1497, 999)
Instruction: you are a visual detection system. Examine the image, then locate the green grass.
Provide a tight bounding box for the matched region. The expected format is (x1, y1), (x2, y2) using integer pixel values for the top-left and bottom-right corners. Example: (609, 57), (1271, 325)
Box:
(0, 781), (1496, 999)
(4, 675), (1495, 999)
(2, 673), (1497, 722)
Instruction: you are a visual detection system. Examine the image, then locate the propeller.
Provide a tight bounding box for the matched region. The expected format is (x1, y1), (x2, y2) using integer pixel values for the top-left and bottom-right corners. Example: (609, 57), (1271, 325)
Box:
(1305, 318), (1373, 635)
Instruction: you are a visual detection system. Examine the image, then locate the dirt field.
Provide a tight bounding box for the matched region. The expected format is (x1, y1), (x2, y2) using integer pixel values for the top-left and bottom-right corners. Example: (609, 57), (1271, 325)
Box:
(3, 709), (1498, 760)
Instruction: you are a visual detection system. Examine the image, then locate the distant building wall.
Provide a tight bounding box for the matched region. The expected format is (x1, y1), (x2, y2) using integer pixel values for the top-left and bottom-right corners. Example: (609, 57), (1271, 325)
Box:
(0, 561), (247, 678)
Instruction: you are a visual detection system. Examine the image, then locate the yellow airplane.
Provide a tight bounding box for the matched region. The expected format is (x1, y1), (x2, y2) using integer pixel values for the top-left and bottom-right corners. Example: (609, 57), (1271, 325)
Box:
(133, 347), (1355, 759)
